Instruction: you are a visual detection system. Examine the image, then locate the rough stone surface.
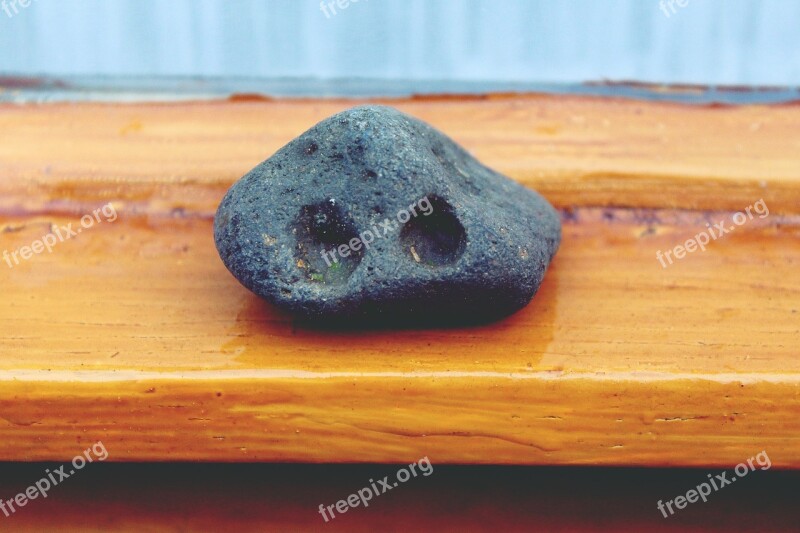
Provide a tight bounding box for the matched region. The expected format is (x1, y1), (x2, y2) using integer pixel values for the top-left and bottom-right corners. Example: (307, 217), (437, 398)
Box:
(214, 105), (561, 325)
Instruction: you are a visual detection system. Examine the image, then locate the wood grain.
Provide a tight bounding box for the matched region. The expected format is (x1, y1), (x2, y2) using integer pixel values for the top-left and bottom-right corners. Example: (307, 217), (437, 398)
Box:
(1, 95), (799, 217)
(0, 95), (798, 466)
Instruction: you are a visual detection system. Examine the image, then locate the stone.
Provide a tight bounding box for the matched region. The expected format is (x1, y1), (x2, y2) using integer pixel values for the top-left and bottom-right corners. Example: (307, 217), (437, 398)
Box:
(214, 105), (561, 325)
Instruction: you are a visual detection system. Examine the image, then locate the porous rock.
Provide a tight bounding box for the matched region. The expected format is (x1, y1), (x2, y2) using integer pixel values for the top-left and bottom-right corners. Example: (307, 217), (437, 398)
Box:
(214, 105), (560, 325)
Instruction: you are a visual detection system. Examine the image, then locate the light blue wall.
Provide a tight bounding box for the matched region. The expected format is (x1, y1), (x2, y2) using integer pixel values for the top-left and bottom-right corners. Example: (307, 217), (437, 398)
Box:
(1, 0), (798, 85)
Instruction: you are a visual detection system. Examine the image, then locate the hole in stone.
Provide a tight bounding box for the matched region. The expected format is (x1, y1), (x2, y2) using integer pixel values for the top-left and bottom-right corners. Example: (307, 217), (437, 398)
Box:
(304, 141), (318, 155)
(292, 199), (363, 285)
(399, 196), (466, 266)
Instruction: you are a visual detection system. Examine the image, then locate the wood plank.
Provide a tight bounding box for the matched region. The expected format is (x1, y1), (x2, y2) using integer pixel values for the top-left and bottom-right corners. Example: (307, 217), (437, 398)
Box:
(0, 96), (798, 466)
(1, 96), (799, 217)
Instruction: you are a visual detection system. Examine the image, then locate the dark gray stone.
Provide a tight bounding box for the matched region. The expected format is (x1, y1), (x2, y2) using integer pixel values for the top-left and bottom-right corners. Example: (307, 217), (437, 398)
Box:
(214, 105), (560, 325)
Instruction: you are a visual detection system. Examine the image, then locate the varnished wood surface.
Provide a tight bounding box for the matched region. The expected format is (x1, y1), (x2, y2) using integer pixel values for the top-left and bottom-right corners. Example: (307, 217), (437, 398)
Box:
(2, 95), (800, 216)
(0, 95), (798, 465)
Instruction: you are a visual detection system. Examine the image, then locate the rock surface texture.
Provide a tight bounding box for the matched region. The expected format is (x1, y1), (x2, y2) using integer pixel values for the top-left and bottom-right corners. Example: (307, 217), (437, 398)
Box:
(214, 105), (561, 325)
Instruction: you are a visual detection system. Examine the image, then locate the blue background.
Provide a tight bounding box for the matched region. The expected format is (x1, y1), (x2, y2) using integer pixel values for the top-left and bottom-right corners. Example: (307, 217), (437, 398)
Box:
(1, 0), (798, 85)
